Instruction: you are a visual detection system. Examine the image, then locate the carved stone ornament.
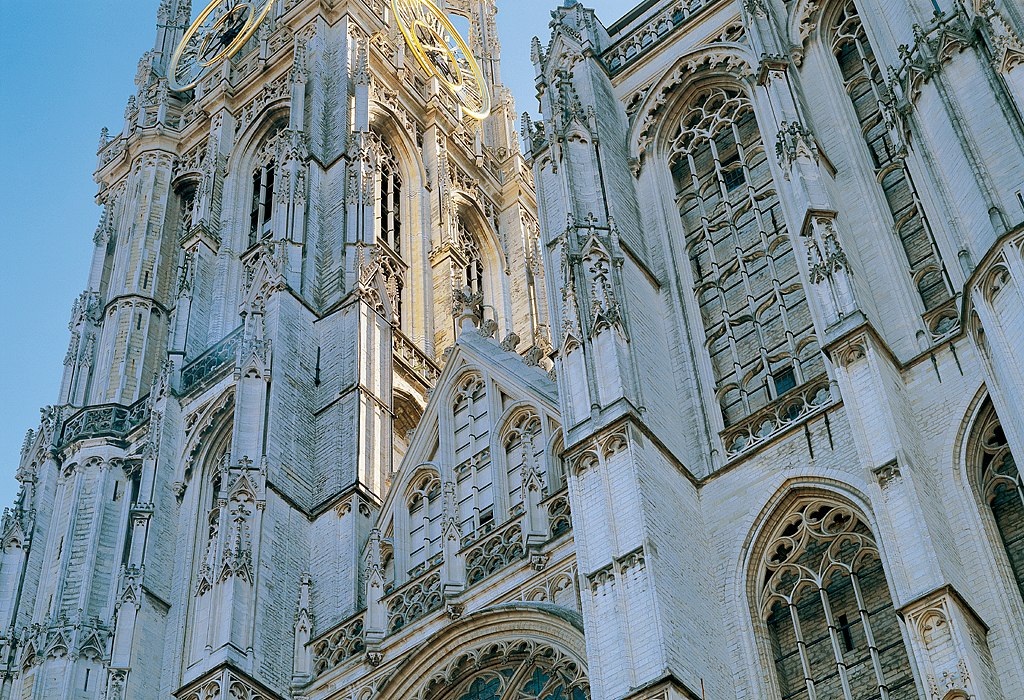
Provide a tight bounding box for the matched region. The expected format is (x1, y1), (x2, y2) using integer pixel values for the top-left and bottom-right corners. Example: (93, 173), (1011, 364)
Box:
(873, 459), (901, 488)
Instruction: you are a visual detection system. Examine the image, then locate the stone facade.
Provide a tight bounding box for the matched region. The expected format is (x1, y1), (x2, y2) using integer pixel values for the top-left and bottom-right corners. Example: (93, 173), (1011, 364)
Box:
(3, 0), (1024, 699)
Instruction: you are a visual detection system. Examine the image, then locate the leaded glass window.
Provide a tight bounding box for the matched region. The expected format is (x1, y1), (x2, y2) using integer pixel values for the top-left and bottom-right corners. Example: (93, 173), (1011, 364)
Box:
(757, 499), (916, 700)
(408, 472), (442, 576)
(440, 653), (588, 700)
(453, 374), (495, 541)
(831, 2), (951, 312)
(669, 86), (824, 427)
(503, 412), (544, 516)
(972, 398), (1024, 601)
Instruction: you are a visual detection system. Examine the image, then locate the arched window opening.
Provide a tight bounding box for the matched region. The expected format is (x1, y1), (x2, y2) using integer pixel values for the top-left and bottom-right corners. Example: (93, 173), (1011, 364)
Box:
(379, 156), (402, 256)
(831, 2), (951, 313)
(757, 498), (916, 700)
(393, 392), (424, 472)
(458, 215), (485, 296)
(373, 136), (407, 326)
(407, 473), (442, 577)
(453, 375), (494, 542)
(433, 645), (588, 700)
(970, 398), (1024, 601)
(249, 159), (276, 247)
(669, 86), (823, 428)
(504, 413), (545, 516)
(178, 182), (197, 235)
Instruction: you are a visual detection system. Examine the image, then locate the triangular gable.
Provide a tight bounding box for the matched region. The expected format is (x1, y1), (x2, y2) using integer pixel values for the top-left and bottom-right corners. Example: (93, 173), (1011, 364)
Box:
(375, 328), (559, 527)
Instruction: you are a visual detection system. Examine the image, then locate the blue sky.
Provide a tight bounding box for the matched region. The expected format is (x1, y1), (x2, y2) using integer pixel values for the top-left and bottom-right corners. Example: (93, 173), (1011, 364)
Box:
(0, 0), (623, 507)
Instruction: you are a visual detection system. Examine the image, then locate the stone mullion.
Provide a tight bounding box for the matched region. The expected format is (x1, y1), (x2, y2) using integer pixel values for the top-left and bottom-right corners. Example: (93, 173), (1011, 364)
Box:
(788, 600), (819, 700)
(712, 134), (765, 412)
(850, 572), (892, 700)
(818, 586), (856, 700)
(687, 150), (748, 416)
(718, 129), (772, 394)
(419, 499), (430, 568)
(471, 462), (481, 534)
(736, 120), (803, 389)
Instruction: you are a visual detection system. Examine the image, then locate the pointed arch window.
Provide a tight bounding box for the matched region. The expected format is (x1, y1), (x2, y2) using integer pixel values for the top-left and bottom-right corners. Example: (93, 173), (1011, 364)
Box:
(453, 374), (494, 541)
(830, 2), (951, 314)
(669, 86), (824, 428)
(435, 645), (589, 700)
(407, 472), (443, 576)
(178, 182), (197, 235)
(373, 136), (407, 327)
(756, 498), (916, 700)
(378, 151), (403, 256)
(970, 398), (1024, 601)
(249, 160), (276, 247)
(458, 215), (485, 296)
(503, 413), (545, 516)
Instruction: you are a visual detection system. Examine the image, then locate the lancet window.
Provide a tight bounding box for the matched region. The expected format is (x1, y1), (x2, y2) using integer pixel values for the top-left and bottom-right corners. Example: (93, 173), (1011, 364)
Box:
(249, 160), (276, 247)
(458, 215), (485, 296)
(831, 2), (951, 313)
(377, 145), (403, 257)
(669, 86), (823, 427)
(372, 136), (407, 326)
(453, 374), (495, 541)
(756, 498), (915, 700)
(178, 183), (197, 235)
(408, 472), (442, 576)
(970, 398), (1024, 601)
(503, 412), (545, 515)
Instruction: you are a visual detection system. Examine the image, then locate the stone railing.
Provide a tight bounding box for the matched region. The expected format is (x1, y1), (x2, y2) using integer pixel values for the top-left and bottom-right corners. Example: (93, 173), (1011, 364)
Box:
(58, 397), (150, 447)
(393, 329), (441, 385)
(179, 326), (244, 395)
(385, 565), (442, 634)
(721, 373), (833, 460)
(310, 612), (365, 678)
(603, 0), (709, 74)
(464, 517), (524, 586)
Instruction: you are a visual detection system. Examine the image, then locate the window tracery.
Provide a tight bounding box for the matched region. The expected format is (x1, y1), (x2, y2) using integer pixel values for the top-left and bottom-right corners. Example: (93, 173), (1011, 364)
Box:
(378, 142), (403, 257)
(504, 412), (545, 515)
(453, 374), (495, 542)
(430, 643), (588, 700)
(407, 472), (443, 576)
(370, 134), (407, 325)
(458, 214), (486, 297)
(969, 398), (1024, 601)
(756, 498), (915, 700)
(830, 1), (952, 314)
(249, 160), (276, 247)
(669, 85), (823, 427)
(178, 182), (197, 235)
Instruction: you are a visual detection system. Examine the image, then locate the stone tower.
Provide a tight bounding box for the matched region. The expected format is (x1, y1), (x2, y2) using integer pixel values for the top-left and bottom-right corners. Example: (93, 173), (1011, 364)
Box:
(0, 0), (542, 698)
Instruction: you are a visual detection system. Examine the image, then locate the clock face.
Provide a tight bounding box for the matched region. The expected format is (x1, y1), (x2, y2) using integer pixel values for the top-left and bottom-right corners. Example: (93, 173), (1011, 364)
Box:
(168, 0), (275, 91)
(391, 0), (491, 119)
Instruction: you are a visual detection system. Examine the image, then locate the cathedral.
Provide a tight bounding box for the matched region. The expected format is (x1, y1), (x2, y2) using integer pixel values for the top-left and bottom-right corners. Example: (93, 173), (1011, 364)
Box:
(4, 0), (1024, 696)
